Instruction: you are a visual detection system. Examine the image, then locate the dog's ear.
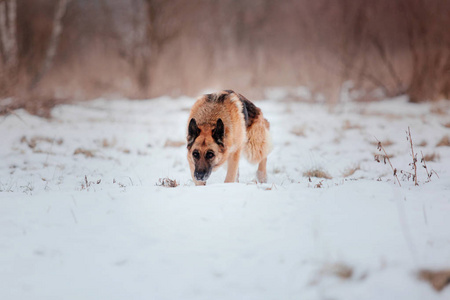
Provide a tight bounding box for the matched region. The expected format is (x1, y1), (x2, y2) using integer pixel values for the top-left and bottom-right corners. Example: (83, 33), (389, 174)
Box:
(212, 118), (225, 147)
(187, 118), (200, 149)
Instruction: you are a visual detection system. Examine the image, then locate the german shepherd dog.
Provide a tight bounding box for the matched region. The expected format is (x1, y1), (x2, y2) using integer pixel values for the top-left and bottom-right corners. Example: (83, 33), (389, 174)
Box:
(187, 90), (272, 186)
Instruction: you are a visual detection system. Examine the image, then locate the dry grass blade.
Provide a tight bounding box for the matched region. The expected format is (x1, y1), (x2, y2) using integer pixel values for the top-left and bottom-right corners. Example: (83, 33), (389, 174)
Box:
(430, 107), (447, 115)
(370, 139), (394, 147)
(20, 136), (36, 149)
(310, 262), (356, 287)
(81, 175), (101, 190)
(374, 153), (395, 162)
(157, 177), (179, 188)
(322, 263), (353, 279)
(342, 120), (363, 130)
(374, 137), (401, 186)
(303, 168), (332, 179)
(407, 127), (418, 186)
(436, 135), (450, 147)
(164, 140), (185, 148)
(422, 152), (440, 162)
(101, 138), (117, 148)
(74, 148), (94, 158)
(2, 108), (27, 125)
(419, 269), (450, 292)
(418, 140), (427, 147)
(290, 126), (306, 137)
(20, 135), (63, 149)
(342, 165), (361, 177)
(1, 95), (69, 118)
(421, 151), (431, 181)
(420, 151), (439, 181)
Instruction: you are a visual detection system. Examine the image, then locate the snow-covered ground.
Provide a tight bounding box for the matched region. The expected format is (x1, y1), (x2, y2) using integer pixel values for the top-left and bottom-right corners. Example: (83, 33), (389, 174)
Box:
(1, 95), (450, 300)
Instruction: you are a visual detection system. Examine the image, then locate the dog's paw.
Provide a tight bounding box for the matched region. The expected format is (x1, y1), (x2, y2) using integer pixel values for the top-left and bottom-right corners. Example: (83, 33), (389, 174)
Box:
(256, 170), (267, 183)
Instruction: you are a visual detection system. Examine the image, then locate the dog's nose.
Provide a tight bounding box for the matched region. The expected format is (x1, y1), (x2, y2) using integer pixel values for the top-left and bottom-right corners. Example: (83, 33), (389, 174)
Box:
(194, 170), (209, 181)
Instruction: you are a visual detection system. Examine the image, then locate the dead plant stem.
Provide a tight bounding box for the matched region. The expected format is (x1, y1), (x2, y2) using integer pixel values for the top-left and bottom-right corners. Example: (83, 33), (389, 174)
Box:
(407, 127), (418, 186)
(375, 137), (401, 186)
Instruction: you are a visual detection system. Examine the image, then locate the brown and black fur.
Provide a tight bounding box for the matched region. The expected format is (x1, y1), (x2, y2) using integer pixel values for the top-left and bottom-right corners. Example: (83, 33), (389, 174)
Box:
(187, 90), (272, 186)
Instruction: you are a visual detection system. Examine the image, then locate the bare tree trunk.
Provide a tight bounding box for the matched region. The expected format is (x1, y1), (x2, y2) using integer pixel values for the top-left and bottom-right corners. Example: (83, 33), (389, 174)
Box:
(135, 0), (184, 96)
(0, 0), (18, 68)
(30, 0), (71, 90)
(138, 0), (161, 96)
(0, 0), (18, 95)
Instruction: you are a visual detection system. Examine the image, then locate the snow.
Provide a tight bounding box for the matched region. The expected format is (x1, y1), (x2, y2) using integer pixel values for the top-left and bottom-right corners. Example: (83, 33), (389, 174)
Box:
(1, 94), (450, 299)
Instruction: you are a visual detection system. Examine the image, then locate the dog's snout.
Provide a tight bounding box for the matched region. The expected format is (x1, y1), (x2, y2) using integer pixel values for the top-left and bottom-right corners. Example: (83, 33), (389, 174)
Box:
(194, 169), (210, 182)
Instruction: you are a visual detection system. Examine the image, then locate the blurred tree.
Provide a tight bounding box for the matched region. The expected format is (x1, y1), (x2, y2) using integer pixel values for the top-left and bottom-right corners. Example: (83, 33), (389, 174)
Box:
(0, 0), (18, 95)
(133, 0), (188, 95)
(0, 0), (449, 108)
(399, 0), (450, 102)
(30, 0), (71, 89)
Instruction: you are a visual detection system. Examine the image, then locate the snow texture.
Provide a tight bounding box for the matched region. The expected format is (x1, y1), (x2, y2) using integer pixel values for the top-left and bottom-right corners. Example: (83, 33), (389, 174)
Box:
(1, 94), (450, 300)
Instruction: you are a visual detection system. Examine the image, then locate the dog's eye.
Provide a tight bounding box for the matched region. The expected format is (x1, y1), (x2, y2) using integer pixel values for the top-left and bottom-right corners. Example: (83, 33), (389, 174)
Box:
(193, 151), (200, 159)
(206, 151), (215, 159)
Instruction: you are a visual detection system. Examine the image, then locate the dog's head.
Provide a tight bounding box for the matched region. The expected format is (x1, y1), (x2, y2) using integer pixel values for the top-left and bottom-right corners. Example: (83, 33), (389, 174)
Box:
(187, 118), (225, 183)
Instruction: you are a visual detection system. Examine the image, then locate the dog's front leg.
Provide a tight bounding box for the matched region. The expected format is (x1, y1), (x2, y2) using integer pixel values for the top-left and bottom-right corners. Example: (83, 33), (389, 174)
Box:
(225, 150), (240, 183)
(256, 157), (267, 183)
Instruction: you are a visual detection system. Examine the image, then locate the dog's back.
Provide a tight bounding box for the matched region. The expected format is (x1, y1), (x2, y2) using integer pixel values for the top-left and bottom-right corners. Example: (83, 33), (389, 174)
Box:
(189, 90), (247, 152)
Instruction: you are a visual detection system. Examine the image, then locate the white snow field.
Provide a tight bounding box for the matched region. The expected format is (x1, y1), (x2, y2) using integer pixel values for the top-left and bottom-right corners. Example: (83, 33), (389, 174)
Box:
(1, 94), (450, 300)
